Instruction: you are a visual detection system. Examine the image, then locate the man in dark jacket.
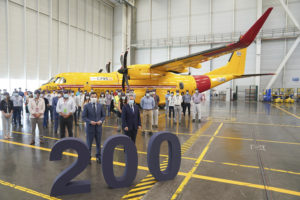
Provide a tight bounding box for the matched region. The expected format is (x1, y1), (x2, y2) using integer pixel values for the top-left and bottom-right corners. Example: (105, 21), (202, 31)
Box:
(82, 92), (106, 164)
(121, 94), (141, 144)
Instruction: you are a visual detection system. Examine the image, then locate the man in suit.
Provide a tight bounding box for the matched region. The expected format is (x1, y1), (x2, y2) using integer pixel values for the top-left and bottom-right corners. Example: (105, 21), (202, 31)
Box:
(82, 92), (106, 164)
(122, 94), (141, 144)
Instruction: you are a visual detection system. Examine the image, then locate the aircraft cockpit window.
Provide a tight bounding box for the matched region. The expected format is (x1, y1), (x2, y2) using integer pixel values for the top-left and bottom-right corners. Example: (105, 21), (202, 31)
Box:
(54, 78), (61, 84)
(60, 78), (66, 84)
(179, 82), (184, 90)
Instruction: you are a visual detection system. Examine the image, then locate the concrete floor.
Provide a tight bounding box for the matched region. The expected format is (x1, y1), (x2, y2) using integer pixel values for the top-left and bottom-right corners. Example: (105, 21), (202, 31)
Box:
(0, 101), (300, 200)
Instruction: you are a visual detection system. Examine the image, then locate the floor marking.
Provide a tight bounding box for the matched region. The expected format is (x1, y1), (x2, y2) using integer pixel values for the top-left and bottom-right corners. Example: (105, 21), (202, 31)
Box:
(170, 123), (223, 200)
(10, 130), (198, 161)
(202, 135), (300, 146)
(2, 138), (300, 198)
(221, 121), (300, 128)
(191, 174), (300, 197)
(250, 144), (266, 151)
(0, 179), (60, 200)
(7, 131), (300, 177)
(271, 103), (300, 119)
(121, 120), (213, 200)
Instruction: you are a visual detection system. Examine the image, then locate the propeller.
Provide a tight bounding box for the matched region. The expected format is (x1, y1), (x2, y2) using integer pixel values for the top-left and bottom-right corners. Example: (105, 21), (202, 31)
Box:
(106, 61), (111, 73)
(118, 49), (130, 91)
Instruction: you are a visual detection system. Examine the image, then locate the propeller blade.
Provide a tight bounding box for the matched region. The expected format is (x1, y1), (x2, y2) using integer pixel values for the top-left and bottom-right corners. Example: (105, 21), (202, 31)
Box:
(122, 74), (125, 91)
(120, 53), (124, 67)
(106, 62), (111, 73)
(124, 50), (128, 69)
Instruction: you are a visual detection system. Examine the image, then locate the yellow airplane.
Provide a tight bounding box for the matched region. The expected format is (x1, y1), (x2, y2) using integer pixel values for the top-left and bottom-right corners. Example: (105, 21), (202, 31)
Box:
(40, 8), (274, 105)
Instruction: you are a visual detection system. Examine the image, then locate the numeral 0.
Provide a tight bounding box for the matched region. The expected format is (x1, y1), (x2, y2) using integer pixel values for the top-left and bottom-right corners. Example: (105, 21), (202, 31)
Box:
(50, 132), (181, 196)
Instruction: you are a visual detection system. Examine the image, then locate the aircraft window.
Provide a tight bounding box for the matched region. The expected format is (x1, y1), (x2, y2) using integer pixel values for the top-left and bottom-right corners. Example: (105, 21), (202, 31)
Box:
(60, 78), (66, 84)
(55, 78), (61, 84)
(179, 82), (184, 89)
(46, 77), (55, 84)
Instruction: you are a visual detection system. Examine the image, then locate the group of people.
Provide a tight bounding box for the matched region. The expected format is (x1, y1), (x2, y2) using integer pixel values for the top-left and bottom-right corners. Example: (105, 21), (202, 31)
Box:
(0, 87), (204, 164)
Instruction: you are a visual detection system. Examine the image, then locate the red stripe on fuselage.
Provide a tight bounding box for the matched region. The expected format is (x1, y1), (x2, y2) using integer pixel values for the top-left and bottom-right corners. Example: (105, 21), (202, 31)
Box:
(192, 75), (211, 93)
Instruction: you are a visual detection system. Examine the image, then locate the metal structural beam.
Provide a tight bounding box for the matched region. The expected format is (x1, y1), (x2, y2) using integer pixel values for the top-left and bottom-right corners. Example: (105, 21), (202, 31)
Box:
(255, 0), (262, 92)
(265, 0), (300, 89)
(265, 36), (300, 89)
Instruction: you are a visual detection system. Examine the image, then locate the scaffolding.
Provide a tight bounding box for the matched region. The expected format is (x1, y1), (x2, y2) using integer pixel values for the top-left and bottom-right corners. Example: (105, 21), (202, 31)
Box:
(131, 27), (300, 49)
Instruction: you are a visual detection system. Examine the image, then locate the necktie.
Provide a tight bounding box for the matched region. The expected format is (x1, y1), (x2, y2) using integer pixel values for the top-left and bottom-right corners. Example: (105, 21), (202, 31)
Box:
(131, 105), (134, 113)
(93, 103), (96, 114)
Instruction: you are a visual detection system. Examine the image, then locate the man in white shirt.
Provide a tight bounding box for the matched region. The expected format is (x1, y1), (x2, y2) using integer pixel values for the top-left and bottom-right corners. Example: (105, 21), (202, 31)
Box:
(28, 90), (45, 145)
(174, 90), (183, 124)
(69, 91), (78, 126)
(56, 91), (76, 138)
(168, 92), (175, 119)
(11, 92), (23, 127)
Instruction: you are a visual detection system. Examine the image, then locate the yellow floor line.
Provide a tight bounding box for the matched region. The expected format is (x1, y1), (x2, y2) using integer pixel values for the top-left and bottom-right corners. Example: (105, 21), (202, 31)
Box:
(271, 103), (300, 120)
(170, 123), (223, 200)
(2, 138), (300, 198)
(10, 131), (199, 161)
(0, 179), (60, 200)
(191, 174), (300, 197)
(223, 121), (300, 128)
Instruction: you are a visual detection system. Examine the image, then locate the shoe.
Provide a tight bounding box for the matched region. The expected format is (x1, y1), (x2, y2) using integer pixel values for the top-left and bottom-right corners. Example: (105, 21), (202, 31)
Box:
(96, 157), (101, 164)
(192, 119), (195, 122)
(117, 129), (121, 132)
(142, 131), (145, 135)
(54, 131), (57, 134)
(40, 140), (45, 144)
(4, 136), (8, 139)
(198, 119), (201, 123)
(30, 140), (35, 145)
(89, 160), (92, 165)
(149, 132), (153, 135)
(8, 136), (13, 139)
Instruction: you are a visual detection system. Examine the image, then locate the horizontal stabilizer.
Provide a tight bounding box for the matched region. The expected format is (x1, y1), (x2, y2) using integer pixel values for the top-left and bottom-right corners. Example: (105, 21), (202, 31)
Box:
(234, 73), (275, 79)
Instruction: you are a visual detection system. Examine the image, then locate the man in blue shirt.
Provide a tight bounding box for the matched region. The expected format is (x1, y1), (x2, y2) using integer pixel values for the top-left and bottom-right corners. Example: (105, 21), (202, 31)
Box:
(140, 91), (155, 134)
(52, 91), (62, 134)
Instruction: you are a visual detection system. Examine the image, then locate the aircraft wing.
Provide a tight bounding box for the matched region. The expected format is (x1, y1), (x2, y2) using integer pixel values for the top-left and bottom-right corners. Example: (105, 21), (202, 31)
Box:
(150, 8), (273, 73)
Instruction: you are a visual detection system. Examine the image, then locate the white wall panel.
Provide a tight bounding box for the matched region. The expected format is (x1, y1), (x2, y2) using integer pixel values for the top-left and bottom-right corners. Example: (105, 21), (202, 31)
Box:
(39, 14), (50, 80)
(151, 48), (168, 64)
(212, 0), (233, 33)
(136, 49), (150, 64)
(235, 0), (256, 32)
(0, 0), (8, 78)
(288, 0), (300, 27)
(100, 2), (106, 37)
(86, 32), (93, 72)
(39, 0), (49, 15)
(78, 0), (85, 29)
(262, 3), (285, 30)
(261, 40), (285, 89)
(59, 0), (68, 23)
(52, 20), (58, 75)
(170, 0), (188, 37)
(9, 3), (23, 79)
(93, 1), (100, 34)
(77, 29), (85, 72)
(93, 35), (100, 71)
(52, 0), (58, 20)
(69, 26), (77, 72)
(70, 0), (77, 27)
(59, 23), (68, 73)
(152, 0), (167, 39)
(27, 0), (36, 10)
(86, 0), (93, 32)
(191, 0), (210, 35)
(136, 0), (150, 22)
(170, 47), (188, 59)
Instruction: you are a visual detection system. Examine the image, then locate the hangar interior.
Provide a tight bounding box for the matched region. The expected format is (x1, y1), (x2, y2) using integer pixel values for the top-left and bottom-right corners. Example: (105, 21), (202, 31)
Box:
(0, 0), (300, 200)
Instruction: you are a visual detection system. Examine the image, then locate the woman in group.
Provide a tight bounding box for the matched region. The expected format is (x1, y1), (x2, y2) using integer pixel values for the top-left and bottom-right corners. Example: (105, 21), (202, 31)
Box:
(99, 92), (106, 106)
(117, 93), (127, 132)
(0, 92), (14, 139)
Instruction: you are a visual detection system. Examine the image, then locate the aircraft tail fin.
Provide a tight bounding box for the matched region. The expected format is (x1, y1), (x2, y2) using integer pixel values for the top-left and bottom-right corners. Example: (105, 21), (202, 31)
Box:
(205, 48), (247, 76)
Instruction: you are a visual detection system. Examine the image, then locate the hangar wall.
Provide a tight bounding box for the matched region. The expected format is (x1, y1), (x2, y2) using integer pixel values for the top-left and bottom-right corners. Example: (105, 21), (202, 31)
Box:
(133, 0), (300, 93)
(0, 0), (114, 92)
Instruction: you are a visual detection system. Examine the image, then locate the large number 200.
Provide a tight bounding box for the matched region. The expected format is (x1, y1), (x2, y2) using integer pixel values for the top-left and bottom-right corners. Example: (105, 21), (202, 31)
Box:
(49, 132), (181, 196)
